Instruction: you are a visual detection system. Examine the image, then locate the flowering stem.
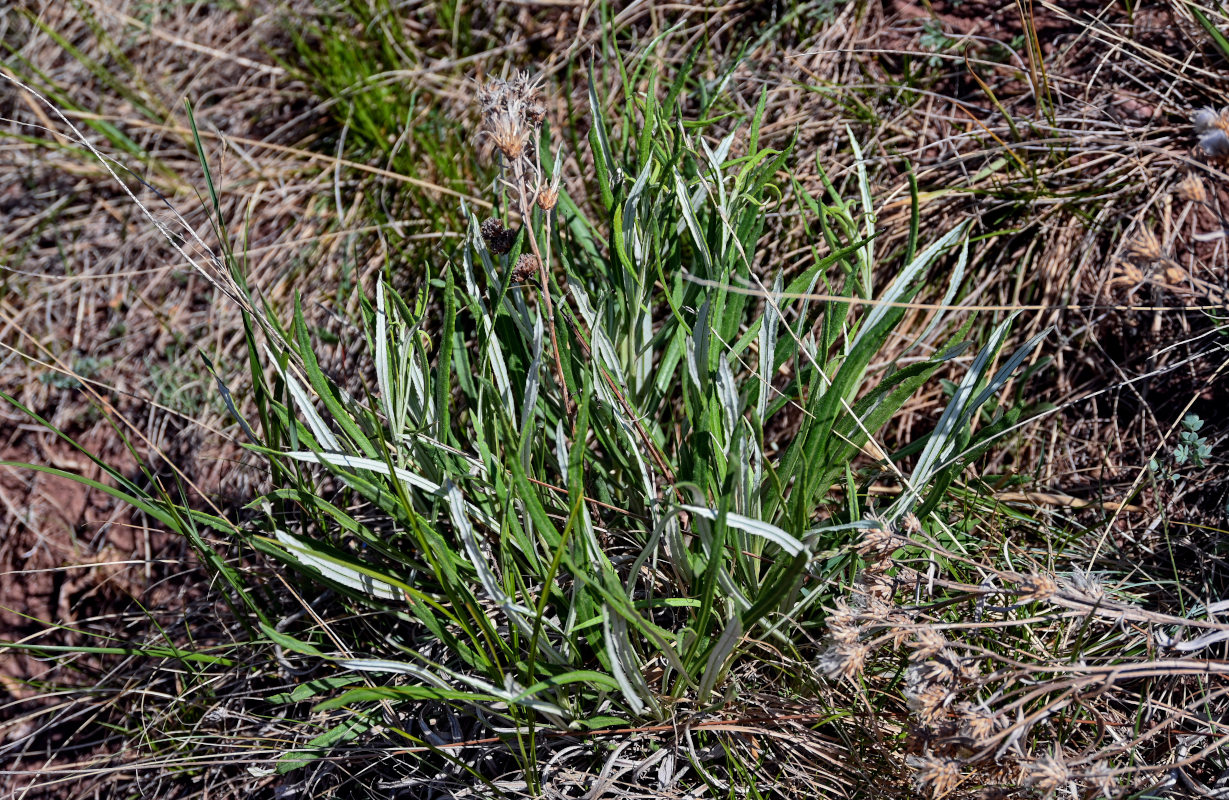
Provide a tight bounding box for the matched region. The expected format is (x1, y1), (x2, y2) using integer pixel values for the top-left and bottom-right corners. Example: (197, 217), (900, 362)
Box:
(512, 156), (572, 419)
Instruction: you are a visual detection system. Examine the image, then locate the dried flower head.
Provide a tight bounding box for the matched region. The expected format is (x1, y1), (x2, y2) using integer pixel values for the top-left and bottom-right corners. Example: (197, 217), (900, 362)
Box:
(954, 655), (980, 684)
(488, 110), (531, 161)
(536, 175), (560, 212)
(854, 591), (896, 623)
(915, 657), (956, 686)
(906, 678), (953, 726)
(507, 70), (543, 104)
(817, 639), (871, 681)
(1084, 761), (1118, 799)
(854, 569), (897, 603)
(1125, 228), (1163, 264)
(952, 701), (999, 744)
(480, 218), (518, 254)
(525, 101), (547, 128)
(907, 752), (964, 797)
(1067, 568), (1106, 604)
(910, 628), (949, 661)
(1016, 573), (1059, 604)
(512, 253), (540, 283)
(856, 518), (901, 558)
(826, 599), (864, 645)
(476, 71), (546, 163)
(1176, 175), (1208, 204)
(1022, 752), (1071, 798)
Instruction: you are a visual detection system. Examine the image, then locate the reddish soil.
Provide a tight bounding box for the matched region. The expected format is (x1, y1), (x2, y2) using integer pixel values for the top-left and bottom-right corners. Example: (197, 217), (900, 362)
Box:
(0, 426), (192, 699)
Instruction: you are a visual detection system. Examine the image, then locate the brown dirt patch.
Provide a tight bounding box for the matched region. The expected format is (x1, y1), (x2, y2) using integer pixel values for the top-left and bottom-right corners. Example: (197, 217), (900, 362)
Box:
(0, 425), (192, 697)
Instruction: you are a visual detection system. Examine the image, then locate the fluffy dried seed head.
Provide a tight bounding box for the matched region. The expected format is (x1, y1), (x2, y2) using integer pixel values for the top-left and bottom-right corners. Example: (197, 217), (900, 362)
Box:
(884, 616), (917, 649)
(1016, 573), (1059, 604)
(1195, 107), (1220, 133)
(1200, 130), (1229, 157)
(825, 598), (865, 644)
(914, 656), (958, 686)
(478, 71), (545, 137)
(1195, 106), (1229, 134)
(488, 110), (531, 161)
(508, 70), (542, 104)
(856, 520), (900, 558)
(1021, 752), (1070, 798)
(477, 80), (506, 116)
(1084, 761), (1118, 799)
(954, 655), (980, 684)
(817, 639), (871, 681)
(1176, 175), (1208, 204)
(853, 591), (896, 622)
(1195, 109), (1229, 156)
(907, 752), (964, 797)
(525, 101), (547, 127)
(906, 679), (952, 726)
(909, 628), (949, 661)
(952, 701), (998, 744)
(1068, 569), (1106, 604)
(854, 569), (897, 603)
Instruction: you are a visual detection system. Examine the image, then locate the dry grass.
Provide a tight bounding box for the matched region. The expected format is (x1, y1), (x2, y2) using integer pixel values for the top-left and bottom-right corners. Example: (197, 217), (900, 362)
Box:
(2, 0), (1228, 798)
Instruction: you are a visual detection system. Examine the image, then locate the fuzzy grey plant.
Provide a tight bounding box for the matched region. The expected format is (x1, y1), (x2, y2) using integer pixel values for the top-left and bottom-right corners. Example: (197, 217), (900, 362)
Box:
(1194, 106), (1229, 157)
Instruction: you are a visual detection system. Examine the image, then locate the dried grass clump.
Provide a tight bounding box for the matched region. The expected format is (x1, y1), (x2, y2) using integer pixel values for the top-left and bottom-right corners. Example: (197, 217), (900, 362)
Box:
(710, 1), (1229, 526)
(819, 513), (1229, 798)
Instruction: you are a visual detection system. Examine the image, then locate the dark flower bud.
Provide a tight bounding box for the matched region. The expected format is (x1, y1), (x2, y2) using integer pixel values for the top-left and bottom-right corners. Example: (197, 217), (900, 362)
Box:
(480, 217), (505, 241)
(480, 218), (517, 254)
(512, 253), (540, 283)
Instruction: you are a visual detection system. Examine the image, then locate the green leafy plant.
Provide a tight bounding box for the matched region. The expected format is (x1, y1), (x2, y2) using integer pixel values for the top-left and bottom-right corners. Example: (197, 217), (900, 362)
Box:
(0, 55), (1045, 794)
(1150, 413), (1213, 481)
(218, 62), (1044, 783)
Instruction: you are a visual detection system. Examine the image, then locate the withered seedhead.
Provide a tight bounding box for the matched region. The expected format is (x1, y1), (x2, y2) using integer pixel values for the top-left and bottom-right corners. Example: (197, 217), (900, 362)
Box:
(536, 182), (559, 212)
